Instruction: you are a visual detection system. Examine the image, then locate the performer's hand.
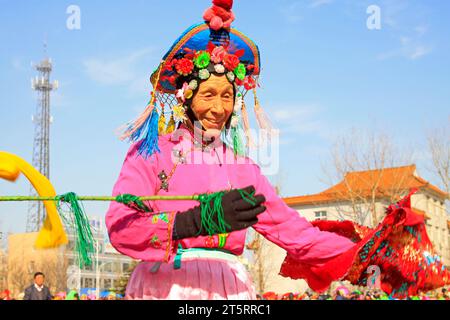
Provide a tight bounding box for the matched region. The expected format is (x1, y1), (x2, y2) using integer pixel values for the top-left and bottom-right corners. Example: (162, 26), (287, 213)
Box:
(172, 185), (266, 240)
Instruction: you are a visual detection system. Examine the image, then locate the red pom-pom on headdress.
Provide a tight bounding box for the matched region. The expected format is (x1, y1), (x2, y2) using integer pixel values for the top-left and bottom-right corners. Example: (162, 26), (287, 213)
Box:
(203, 0), (235, 31)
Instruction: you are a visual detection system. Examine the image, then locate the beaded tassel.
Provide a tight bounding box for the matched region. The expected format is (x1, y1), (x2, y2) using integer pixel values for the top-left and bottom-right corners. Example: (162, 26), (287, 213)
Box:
(136, 108), (160, 158)
(241, 100), (254, 148)
(166, 112), (176, 134)
(158, 105), (167, 135)
(118, 62), (165, 158)
(253, 88), (273, 132)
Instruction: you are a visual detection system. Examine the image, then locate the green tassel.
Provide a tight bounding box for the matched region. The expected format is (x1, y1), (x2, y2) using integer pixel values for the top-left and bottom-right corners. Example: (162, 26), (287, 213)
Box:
(116, 194), (152, 212)
(197, 191), (231, 236)
(197, 188), (258, 236)
(56, 192), (95, 268)
(231, 124), (245, 157)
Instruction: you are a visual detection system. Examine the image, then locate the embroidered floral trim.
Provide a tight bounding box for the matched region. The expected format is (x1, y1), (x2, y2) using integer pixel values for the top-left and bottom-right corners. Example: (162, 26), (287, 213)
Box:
(164, 211), (176, 262)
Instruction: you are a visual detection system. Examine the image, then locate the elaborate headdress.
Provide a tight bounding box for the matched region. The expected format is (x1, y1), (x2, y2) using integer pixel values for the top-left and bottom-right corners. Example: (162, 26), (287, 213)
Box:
(120, 0), (272, 158)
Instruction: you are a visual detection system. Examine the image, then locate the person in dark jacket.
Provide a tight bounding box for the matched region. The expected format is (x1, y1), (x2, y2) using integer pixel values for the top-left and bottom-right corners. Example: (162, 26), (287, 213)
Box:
(24, 272), (52, 300)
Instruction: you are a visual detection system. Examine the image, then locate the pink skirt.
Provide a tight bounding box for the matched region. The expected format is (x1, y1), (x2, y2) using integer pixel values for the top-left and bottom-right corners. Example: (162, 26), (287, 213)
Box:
(126, 251), (257, 300)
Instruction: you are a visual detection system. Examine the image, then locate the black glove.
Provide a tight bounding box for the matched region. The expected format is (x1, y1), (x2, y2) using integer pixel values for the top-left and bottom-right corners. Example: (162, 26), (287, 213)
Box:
(172, 185), (266, 240)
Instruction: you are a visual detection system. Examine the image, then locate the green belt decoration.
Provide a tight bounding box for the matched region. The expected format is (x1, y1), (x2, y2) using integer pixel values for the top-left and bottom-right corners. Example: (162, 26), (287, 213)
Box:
(218, 233), (229, 248)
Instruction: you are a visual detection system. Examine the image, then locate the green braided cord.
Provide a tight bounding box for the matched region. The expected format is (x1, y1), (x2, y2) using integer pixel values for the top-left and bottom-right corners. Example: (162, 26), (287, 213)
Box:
(56, 192), (95, 268)
(197, 191), (231, 236)
(116, 194), (152, 212)
(237, 189), (258, 206)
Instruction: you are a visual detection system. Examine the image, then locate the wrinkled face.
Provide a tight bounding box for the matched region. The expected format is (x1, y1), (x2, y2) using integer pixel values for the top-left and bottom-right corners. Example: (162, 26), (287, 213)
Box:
(190, 74), (234, 131)
(34, 275), (45, 286)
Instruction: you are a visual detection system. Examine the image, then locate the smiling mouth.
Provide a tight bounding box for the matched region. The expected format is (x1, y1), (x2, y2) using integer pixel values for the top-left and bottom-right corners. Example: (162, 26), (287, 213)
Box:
(203, 119), (223, 127)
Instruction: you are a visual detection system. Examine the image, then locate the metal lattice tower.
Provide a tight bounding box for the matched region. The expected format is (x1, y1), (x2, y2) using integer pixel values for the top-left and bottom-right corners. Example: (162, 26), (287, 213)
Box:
(26, 56), (58, 232)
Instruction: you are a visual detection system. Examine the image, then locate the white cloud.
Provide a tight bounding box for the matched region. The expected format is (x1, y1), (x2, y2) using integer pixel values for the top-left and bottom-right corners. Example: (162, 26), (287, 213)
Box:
(12, 58), (26, 71)
(129, 75), (151, 96)
(309, 0), (333, 9)
(83, 48), (154, 86)
(273, 106), (318, 122)
(377, 38), (432, 61)
(381, 0), (410, 28)
(84, 59), (134, 85)
(280, 0), (333, 24)
(409, 45), (432, 60)
(271, 104), (326, 141)
(279, 2), (303, 24)
(414, 25), (428, 37)
(376, 1), (433, 61)
(400, 36), (410, 46)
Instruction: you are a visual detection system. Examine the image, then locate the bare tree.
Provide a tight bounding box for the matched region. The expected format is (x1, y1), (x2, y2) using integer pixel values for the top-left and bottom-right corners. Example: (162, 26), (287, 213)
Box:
(8, 260), (31, 297)
(427, 124), (450, 211)
(41, 247), (69, 293)
(322, 128), (413, 226)
(246, 232), (277, 293)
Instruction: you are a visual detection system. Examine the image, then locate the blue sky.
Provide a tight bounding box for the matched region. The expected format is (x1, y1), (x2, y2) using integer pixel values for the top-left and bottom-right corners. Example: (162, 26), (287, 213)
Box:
(0, 0), (449, 234)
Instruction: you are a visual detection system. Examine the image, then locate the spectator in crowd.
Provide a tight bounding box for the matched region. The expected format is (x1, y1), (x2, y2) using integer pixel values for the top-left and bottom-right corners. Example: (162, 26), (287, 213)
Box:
(24, 272), (52, 300)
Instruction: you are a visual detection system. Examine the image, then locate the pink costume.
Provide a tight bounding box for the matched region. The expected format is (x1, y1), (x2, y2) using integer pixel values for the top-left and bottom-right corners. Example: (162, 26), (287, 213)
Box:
(106, 126), (356, 300)
(106, 0), (450, 299)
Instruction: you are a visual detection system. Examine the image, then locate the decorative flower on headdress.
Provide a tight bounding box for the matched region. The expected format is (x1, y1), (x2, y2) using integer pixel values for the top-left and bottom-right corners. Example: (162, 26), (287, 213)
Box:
(211, 46), (227, 63)
(172, 104), (188, 123)
(234, 63), (246, 80)
(223, 53), (240, 71)
(175, 58), (194, 76)
(165, 43), (258, 100)
(176, 82), (193, 102)
(194, 51), (211, 69)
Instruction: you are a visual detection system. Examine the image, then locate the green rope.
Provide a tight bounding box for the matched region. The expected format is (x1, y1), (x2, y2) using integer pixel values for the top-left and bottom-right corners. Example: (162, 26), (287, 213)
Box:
(116, 194), (152, 212)
(56, 192), (95, 268)
(0, 195), (200, 202)
(197, 191), (231, 236)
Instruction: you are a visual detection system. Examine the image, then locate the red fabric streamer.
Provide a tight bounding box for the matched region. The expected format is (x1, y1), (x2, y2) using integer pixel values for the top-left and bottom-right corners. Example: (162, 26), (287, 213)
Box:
(280, 189), (450, 298)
